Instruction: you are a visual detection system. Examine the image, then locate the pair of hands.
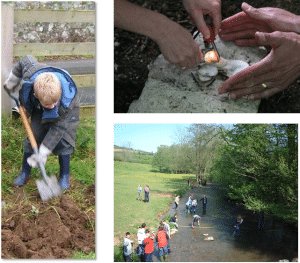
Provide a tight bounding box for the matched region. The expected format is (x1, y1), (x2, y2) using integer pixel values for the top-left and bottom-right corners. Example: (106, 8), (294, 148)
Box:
(218, 2), (300, 100)
(27, 144), (52, 168)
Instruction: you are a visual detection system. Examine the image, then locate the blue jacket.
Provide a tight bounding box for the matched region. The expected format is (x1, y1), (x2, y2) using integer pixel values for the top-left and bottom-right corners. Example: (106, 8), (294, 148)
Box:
(13, 55), (80, 152)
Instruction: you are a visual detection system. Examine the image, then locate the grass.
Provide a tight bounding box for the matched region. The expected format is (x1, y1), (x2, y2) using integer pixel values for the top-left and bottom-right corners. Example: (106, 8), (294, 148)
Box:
(114, 161), (192, 261)
(1, 114), (95, 258)
(1, 115), (95, 195)
(72, 251), (96, 259)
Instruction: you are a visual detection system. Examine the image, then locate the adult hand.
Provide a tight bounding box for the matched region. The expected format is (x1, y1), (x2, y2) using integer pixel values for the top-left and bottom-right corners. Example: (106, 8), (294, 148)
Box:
(155, 21), (202, 69)
(183, 0), (221, 40)
(219, 2), (300, 46)
(218, 31), (300, 100)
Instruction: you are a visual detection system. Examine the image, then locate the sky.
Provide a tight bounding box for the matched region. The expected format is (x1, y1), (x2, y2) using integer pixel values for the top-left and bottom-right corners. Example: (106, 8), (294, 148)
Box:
(114, 124), (193, 153)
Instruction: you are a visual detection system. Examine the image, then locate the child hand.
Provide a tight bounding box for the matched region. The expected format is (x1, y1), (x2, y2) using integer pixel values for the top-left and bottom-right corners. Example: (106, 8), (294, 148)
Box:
(27, 144), (51, 167)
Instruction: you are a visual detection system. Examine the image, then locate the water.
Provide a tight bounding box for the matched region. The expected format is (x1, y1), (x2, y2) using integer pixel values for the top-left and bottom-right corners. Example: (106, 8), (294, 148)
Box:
(153, 183), (298, 262)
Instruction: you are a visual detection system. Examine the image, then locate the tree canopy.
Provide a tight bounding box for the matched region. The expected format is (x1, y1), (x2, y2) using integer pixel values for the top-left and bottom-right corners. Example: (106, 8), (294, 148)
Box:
(211, 124), (298, 224)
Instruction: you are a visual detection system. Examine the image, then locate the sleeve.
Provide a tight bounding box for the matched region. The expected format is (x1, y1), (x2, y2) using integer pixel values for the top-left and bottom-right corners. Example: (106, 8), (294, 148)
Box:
(42, 98), (80, 151)
(165, 231), (169, 240)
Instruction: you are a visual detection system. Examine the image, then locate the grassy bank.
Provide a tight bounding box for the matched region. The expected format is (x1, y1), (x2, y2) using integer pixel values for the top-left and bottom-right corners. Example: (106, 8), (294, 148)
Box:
(114, 161), (192, 261)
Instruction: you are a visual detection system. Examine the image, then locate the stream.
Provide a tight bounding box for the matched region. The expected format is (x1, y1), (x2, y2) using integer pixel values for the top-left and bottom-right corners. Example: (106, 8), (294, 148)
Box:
(153, 183), (298, 262)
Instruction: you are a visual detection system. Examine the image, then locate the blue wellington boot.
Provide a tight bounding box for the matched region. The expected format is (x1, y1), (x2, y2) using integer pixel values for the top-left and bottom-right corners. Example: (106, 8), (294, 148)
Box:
(58, 155), (70, 190)
(14, 152), (32, 187)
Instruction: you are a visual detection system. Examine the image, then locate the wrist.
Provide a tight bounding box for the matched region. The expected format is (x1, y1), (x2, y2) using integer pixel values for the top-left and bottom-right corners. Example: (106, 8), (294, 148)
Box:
(39, 143), (52, 156)
(145, 13), (174, 43)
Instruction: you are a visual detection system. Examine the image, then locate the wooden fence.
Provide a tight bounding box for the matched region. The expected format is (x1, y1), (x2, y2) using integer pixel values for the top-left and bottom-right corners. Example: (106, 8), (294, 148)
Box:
(3, 7), (95, 117)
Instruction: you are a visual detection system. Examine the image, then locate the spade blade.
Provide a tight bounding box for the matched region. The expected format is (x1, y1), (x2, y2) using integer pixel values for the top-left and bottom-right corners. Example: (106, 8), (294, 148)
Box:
(36, 175), (62, 202)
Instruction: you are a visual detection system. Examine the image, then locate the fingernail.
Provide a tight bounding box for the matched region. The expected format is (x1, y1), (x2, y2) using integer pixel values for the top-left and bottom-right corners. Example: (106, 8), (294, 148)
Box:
(256, 32), (266, 42)
(247, 94), (254, 101)
(228, 93), (236, 100)
(242, 2), (251, 11)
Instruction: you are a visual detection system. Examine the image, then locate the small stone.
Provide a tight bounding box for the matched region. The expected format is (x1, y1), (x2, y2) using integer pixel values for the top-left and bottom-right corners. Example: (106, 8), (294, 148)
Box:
(9, 221), (15, 230)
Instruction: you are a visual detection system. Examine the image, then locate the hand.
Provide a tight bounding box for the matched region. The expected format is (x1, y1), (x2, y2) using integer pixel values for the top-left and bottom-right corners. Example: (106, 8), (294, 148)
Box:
(4, 70), (21, 92)
(155, 21), (202, 69)
(183, 0), (221, 40)
(219, 2), (300, 46)
(27, 144), (52, 168)
(218, 31), (300, 100)
(192, 225), (194, 229)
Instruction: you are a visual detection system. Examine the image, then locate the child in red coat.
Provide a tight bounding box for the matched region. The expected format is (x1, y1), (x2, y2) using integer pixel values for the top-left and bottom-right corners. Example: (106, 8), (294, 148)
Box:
(143, 229), (155, 262)
(156, 225), (169, 261)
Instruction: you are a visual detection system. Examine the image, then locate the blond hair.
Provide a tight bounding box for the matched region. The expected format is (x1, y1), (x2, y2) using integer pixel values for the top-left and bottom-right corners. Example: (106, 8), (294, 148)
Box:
(34, 72), (61, 105)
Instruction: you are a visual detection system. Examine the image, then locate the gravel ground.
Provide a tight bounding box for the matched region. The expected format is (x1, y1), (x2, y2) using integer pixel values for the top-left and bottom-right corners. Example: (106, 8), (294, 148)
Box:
(114, 0), (300, 113)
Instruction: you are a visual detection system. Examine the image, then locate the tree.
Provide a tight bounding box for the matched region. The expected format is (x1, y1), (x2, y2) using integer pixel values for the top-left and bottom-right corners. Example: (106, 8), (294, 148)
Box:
(211, 124), (298, 224)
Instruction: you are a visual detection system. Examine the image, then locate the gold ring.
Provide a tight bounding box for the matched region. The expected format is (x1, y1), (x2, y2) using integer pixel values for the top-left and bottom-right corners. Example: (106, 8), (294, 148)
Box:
(261, 83), (268, 88)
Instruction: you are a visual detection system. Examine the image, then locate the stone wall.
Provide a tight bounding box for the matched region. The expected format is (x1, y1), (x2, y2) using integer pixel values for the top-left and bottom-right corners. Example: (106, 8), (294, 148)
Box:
(4, 1), (95, 44)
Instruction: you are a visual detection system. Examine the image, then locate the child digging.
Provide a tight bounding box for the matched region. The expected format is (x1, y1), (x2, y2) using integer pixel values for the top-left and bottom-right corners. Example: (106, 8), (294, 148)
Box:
(4, 55), (80, 191)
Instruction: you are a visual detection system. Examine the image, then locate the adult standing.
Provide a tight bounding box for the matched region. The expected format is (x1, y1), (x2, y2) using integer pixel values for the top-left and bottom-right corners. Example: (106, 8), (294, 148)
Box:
(258, 211), (265, 231)
(174, 195), (180, 210)
(199, 195), (208, 214)
(137, 185), (143, 201)
(233, 215), (243, 236)
(144, 184), (150, 202)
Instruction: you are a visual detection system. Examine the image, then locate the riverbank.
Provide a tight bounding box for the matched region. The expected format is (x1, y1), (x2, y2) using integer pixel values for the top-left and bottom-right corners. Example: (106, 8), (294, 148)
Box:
(114, 162), (192, 261)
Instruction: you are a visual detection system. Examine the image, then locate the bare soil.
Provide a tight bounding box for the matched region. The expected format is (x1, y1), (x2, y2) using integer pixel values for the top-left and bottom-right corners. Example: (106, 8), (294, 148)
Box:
(114, 0), (300, 113)
(1, 184), (95, 259)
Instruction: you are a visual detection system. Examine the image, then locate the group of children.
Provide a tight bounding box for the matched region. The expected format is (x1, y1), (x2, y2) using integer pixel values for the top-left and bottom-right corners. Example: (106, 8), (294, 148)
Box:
(185, 194), (207, 213)
(123, 219), (173, 262)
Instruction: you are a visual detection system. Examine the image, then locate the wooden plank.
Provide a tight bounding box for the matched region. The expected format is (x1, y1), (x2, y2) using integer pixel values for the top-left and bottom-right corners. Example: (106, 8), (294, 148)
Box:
(13, 42), (95, 57)
(14, 10), (95, 23)
(72, 74), (95, 88)
(80, 105), (95, 118)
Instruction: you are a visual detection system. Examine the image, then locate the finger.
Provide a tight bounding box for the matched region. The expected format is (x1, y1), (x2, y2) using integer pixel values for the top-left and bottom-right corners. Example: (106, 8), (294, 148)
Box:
(247, 85), (285, 100)
(190, 9), (211, 40)
(218, 54), (273, 94)
(228, 85), (267, 100)
(241, 2), (267, 23)
(211, 9), (222, 37)
(220, 28), (259, 42)
(220, 22), (270, 36)
(226, 70), (280, 90)
(235, 39), (259, 47)
(255, 31), (285, 47)
(221, 12), (253, 29)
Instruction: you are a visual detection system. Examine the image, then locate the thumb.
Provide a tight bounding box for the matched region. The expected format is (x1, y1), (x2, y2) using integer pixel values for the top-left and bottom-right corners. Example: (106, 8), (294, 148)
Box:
(242, 2), (265, 21)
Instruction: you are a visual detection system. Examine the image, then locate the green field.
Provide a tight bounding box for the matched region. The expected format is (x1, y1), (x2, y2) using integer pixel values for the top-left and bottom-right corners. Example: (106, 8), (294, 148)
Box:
(114, 161), (192, 256)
